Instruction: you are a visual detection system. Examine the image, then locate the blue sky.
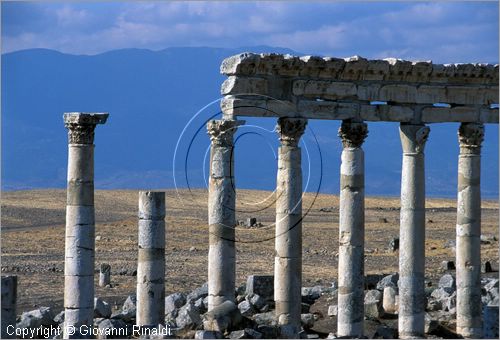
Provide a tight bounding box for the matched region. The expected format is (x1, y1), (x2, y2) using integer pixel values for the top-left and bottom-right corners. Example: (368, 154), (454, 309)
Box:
(1, 1), (499, 63)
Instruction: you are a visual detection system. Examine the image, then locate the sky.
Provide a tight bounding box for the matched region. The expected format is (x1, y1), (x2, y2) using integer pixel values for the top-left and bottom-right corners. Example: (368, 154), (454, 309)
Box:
(1, 1), (498, 63)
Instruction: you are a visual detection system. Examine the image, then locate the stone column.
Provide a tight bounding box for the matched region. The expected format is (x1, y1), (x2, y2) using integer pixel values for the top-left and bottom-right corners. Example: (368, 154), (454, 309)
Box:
(337, 121), (368, 338)
(63, 112), (108, 339)
(99, 263), (111, 287)
(206, 119), (244, 311)
(456, 123), (484, 338)
(398, 123), (430, 339)
(274, 117), (307, 339)
(137, 191), (166, 327)
(1, 276), (17, 339)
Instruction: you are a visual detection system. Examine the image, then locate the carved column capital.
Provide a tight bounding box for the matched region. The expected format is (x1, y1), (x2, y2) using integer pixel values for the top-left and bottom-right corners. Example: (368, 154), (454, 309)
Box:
(276, 117), (307, 147)
(458, 123), (484, 154)
(400, 124), (430, 154)
(63, 112), (108, 144)
(207, 119), (244, 147)
(338, 121), (368, 148)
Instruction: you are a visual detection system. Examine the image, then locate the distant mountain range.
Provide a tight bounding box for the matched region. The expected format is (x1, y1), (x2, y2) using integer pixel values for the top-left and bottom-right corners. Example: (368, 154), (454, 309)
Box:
(2, 47), (498, 197)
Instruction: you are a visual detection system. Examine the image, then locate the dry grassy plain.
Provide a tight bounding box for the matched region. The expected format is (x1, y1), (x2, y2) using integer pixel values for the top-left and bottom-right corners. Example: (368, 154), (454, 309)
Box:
(1, 189), (498, 315)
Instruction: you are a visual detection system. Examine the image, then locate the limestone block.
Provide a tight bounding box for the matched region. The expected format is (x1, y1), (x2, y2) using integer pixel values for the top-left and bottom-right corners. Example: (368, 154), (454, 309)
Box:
(220, 53), (260, 75)
(221, 76), (268, 95)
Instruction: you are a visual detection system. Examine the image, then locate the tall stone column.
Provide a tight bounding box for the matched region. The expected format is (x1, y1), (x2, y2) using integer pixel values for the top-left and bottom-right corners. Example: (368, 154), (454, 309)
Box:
(206, 119), (243, 311)
(398, 123), (429, 339)
(337, 121), (368, 338)
(456, 123), (484, 338)
(1, 276), (17, 339)
(63, 112), (108, 339)
(137, 191), (166, 328)
(274, 117), (307, 339)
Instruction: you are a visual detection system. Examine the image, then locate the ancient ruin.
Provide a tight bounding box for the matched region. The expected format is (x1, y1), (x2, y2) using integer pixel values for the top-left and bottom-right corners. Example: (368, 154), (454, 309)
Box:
(205, 53), (499, 338)
(63, 112), (108, 338)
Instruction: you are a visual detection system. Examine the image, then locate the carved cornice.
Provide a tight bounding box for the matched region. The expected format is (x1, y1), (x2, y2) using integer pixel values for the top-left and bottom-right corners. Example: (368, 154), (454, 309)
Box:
(338, 121), (368, 148)
(63, 113), (108, 145)
(207, 119), (243, 147)
(458, 123), (484, 153)
(276, 117), (307, 147)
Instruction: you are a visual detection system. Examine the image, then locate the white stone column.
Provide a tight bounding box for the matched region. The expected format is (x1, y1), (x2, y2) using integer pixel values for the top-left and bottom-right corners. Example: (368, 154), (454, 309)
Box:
(137, 191), (166, 328)
(456, 123), (484, 338)
(398, 123), (429, 339)
(1, 276), (17, 339)
(206, 119), (243, 311)
(274, 117), (307, 339)
(63, 112), (108, 339)
(337, 121), (368, 338)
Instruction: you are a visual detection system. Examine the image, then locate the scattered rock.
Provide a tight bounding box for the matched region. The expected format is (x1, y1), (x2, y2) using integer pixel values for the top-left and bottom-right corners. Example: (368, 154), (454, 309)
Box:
(319, 207), (334, 212)
(481, 234), (497, 244)
(438, 274), (456, 293)
(189, 246), (197, 252)
(176, 302), (202, 330)
(253, 312), (276, 326)
(301, 313), (315, 329)
(248, 294), (267, 311)
(238, 300), (254, 317)
(246, 275), (274, 302)
(229, 328), (262, 339)
(382, 286), (398, 314)
(376, 273), (399, 291)
(118, 295), (137, 322)
(96, 318), (128, 339)
(53, 311), (64, 324)
(302, 286), (323, 304)
(424, 313), (439, 334)
(365, 290), (384, 319)
(378, 217), (388, 223)
(194, 297), (207, 314)
(17, 307), (55, 329)
(94, 297), (112, 318)
(165, 292), (187, 314)
(187, 283), (209, 303)
(194, 330), (222, 339)
(203, 301), (242, 332)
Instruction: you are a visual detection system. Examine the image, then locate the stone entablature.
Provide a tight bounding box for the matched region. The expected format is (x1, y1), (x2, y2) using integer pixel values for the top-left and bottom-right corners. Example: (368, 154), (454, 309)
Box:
(220, 53), (499, 124)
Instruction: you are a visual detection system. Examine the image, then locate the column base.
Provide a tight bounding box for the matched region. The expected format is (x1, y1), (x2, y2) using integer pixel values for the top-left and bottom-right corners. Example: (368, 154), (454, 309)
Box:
(457, 326), (483, 339)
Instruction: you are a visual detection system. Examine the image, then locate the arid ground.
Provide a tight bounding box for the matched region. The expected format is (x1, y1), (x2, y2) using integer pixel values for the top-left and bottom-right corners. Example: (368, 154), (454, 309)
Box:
(1, 189), (498, 316)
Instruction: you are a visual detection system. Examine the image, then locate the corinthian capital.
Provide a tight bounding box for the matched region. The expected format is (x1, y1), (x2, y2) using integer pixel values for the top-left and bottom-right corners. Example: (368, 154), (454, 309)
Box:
(338, 121), (368, 148)
(458, 123), (484, 153)
(276, 117), (307, 147)
(207, 119), (244, 147)
(63, 112), (108, 144)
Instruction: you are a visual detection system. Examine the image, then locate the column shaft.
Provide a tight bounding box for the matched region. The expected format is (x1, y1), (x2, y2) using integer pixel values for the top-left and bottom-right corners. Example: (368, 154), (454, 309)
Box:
(63, 112), (108, 339)
(337, 121), (368, 338)
(398, 124), (429, 339)
(1, 276), (17, 339)
(274, 118), (307, 339)
(456, 123), (484, 338)
(137, 191), (166, 327)
(207, 119), (243, 311)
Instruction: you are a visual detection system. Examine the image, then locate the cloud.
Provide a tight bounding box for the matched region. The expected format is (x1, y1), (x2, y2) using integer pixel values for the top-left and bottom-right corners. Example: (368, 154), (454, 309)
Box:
(1, 1), (498, 63)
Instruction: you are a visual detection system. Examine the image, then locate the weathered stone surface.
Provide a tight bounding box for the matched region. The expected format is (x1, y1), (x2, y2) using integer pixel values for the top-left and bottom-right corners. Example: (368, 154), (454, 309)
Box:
(165, 293), (186, 315)
(176, 303), (202, 330)
(17, 307), (55, 329)
(229, 328), (263, 339)
(99, 263), (111, 287)
(382, 286), (398, 314)
(376, 273), (399, 291)
(438, 274), (456, 293)
(194, 330), (223, 339)
(94, 298), (112, 318)
(96, 318), (128, 339)
(203, 301), (242, 332)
